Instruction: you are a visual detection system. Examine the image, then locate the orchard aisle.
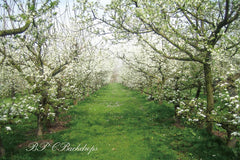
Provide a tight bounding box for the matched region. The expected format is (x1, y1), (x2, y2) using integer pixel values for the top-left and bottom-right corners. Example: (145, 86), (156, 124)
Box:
(46, 83), (153, 160)
(23, 83), (233, 160)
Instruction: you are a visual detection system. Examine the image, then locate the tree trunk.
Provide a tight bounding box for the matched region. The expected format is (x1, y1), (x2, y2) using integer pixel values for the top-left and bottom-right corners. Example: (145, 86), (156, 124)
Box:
(73, 99), (78, 105)
(55, 81), (64, 120)
(158, 99), (163, 105)
(157, 81), (164, 104)
(45, 118), (51, 129)
(37, 114), (43, 136)
(54, 106), (60, 121)
(11, 81), (16, 98)
(37, 86), (49, 135)
(227, 85), (238, 97)
(227, 137), (238, 148)
(195, 81), (202, 99)
(203, 62), (214, 134)
(0, 138), (5, 157)
(173, 77), (181, 124)
(174, 103), (181, 124)
(226, 72), (240, 97)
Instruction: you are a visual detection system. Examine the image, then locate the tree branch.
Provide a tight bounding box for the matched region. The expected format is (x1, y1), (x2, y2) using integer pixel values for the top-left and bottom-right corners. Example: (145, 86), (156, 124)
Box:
(142, 37), (203, 63)
(0, 20), (31, 37)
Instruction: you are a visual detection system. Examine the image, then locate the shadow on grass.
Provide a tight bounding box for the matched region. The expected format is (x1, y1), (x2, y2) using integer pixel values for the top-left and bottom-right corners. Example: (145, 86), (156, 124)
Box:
(144, 101), (237, 160)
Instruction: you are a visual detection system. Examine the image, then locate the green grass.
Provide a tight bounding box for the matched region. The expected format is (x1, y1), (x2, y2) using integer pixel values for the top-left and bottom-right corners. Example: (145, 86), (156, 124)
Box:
(1, 83), (239, 160)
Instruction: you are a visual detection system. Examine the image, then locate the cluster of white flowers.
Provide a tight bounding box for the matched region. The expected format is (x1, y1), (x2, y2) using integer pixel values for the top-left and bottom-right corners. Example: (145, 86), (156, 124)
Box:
(177, 98), (207, 126)
(48, 112), (56, 118)
(0, 95), (39, 132)
(231, 132), (240, 137)
(5, 126), (12, 131)
(214, 82), (240, 137)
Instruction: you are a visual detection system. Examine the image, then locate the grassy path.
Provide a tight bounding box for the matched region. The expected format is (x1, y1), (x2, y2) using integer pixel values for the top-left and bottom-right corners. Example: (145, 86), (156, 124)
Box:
(8, 83), (235, 160)
(48, 83), (154, 160)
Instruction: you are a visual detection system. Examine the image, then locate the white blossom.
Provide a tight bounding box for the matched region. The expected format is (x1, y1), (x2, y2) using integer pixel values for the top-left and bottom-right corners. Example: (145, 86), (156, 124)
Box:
(5, 126), (12, 131)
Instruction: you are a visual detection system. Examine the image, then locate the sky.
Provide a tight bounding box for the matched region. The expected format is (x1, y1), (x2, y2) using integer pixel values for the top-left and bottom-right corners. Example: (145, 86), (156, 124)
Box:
(56, 0), (111, 26)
